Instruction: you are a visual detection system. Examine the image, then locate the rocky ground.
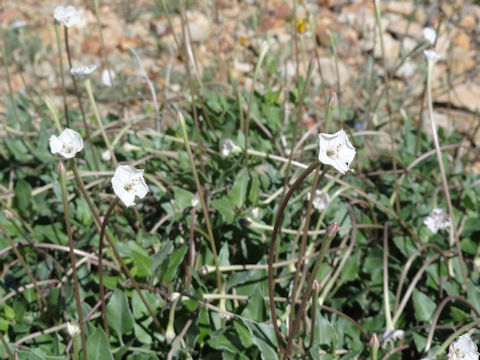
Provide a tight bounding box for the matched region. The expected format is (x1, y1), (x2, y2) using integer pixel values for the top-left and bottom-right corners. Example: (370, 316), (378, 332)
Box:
(1, 0), (479, 165)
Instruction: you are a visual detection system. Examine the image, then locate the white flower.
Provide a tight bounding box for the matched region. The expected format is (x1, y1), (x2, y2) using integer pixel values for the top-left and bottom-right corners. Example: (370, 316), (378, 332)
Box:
(220, 139), (235, 157)
(424, 50), (441, 62)
(101, 150), (111, 162)
(424, 208), (451, 233)
(49, 128), (83, 159)
(70, 64), (97, 78)
(111, 165), (149, 207)
(423, 27), (437, 45)
(448, 334), (479, 360)
(380, 329), (404, 349)
(307, 190), (330, 211)
(66, 322), (81, 337)
(102, 69), (116, 87)
(318, 129), (356, 174)
(53, 5), (81, 28)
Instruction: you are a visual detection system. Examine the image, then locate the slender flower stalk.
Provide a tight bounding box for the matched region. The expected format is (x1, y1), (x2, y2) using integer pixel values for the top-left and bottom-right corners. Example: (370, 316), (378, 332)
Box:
(57, 161), (87, 360)
(309, 280), (320, 349)
(68, 159), (163, 333)
(178, 112), (222, 292)
(0, 331), (15, 360)
(373, 0), (401, 212)
(244, 41), (269, 174)
(63, 26), (100, 171)
(268, 160), (321, 354)
(383, 223), (394, 331)
(54, 23), (69, 127)
(166, 293), (181, 342)
(283, 222), (339, 359)
(287, 167), (325, 336)
(98, 198), (119, 338)
(425, 52), (468, 287)
(274, 59), (315, 268)
(84, 78), (118, 167)
(92, 0), (116, 91)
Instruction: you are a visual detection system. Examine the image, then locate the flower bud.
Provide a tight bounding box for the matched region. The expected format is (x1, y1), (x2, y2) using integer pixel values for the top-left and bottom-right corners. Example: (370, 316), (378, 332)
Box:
(57, 160), (66, 177)
(4, 210), (13, 220)
(101, 150), (111, 162)
(328, 92), (337, 107)
(370, 333), (380, 358)
(170, 292), (180, 302)
(326, 222), (338, 238)
(66, 322), (81, 338)
(312, 280), (321, 292)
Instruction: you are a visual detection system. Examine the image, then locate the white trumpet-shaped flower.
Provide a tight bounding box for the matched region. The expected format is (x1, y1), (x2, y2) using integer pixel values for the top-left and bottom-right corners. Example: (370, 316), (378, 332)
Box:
(424, 49), (441, 63)
(380, 329), (404, 349)
(111, 165), (149, 207)
(318, 129), (356, 174)
(49, 128), (83, 159)
(70, 64), (97, 78)
(102, 69), (116, 87)
(423, 27), (437, 45)
(307, 190), (330, 211)
(448, 334), (479, 360)
(424, 208), (451, 233)
(220, 139), (235, 157)
(53, 5), (81, 28)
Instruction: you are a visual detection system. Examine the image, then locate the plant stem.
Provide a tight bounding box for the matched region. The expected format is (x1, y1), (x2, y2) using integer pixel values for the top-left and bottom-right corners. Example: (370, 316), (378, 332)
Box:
(268, 160), (321, 354)
(383, 223), (394, 331)
(63, 27), (100, 171)
(69, 160), (163, 332)
(0, 331), (15, 360)
(179, 0), (206, 176)
(274, 60), (315, 268)
(243, 42), (269, 176)
(178, 112), (222, 292)
(58, 161), (87, 360)
(54, 23), (69, 127)
(98, 198), (119, 339)
(84, 78), (118, 167)
(287, 167), (323, 337)
(426, 58), (468, 288)
(92, 0), (118, 100)
(283, 223), (338, 359)
(373, 0), (400, 212)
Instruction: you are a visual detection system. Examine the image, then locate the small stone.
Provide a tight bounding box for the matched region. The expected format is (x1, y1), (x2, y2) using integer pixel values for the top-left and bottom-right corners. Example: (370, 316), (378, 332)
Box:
(384, 1), (414, 16)
(460, 15), (476, 28)
(454, 31), (470, 50)
(437, 81), (480, 113)
(318, 57), (350, 87)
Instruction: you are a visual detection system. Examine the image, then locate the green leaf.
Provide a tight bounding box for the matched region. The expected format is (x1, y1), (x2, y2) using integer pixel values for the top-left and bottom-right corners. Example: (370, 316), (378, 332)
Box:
(15, 179), (32, 213)
(234, 320), (253, 348)
(412, 289), (436, 322)
(212, 197), (235, 223)
(162, 246), (188, 283)
(248, 173), (260, 204)
(242, 321), (278, 360)
(228, 168), (248, 208)
(107, 288), (134, 337)
(173, 186), (195, 211)
(86, 327), (114, 360)
(467, 282), (480, 312)
(241, 291), (264, 322)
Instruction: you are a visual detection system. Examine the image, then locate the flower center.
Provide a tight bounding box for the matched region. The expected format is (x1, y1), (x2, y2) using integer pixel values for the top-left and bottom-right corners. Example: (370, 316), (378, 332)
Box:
(124, 183), (134, 191)
(62, 142), (74, 154)
(326, 144), (341, 159)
